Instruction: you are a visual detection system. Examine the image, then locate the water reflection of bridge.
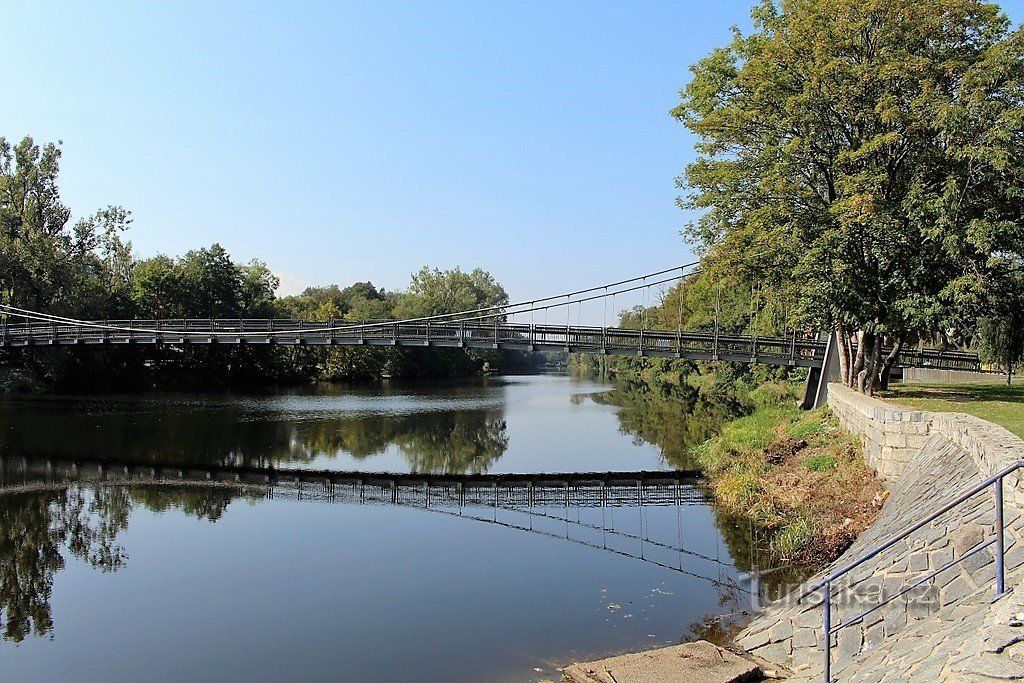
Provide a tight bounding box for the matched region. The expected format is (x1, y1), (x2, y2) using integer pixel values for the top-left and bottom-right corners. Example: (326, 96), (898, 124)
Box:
(0, 457), (709, 507)
(0, 456), (749, 592)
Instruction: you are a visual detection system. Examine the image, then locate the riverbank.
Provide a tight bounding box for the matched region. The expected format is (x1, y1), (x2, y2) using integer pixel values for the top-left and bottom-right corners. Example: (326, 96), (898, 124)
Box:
(692, 382), (884, 564)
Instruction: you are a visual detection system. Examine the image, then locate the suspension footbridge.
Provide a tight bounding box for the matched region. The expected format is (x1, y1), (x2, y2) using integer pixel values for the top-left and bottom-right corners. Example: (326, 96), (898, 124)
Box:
(0, 263), (984, 373)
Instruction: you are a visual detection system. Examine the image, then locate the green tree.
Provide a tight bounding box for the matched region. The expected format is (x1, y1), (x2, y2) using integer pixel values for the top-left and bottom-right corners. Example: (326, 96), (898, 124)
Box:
(674, 0), (1024, 394)
(0, 137), (133, 318)
(979, 261), (1024, 384)
(394, 266), (508, 319)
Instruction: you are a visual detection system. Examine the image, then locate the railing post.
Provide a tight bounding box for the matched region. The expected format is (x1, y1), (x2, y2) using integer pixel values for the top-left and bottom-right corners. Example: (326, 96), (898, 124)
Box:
(426, 321), (430, 344)
(823, 580), (832, 683)
(495, 320), (499, 344)
(790, 329), (797, 364)
(996, 477), (1006, 597)
(638, 328), (643, 356)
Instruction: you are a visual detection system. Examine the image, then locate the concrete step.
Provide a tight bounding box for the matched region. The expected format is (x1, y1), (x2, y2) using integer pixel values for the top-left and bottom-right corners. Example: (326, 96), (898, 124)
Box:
(561, 640), (775, 683)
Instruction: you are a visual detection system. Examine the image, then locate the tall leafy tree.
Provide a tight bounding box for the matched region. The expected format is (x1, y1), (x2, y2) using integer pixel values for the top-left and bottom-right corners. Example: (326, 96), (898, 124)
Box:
(394, 266), (508, 319)
(674, 0), (1024, 394)
(979, 260), (1024, 384)
(0, 137), (132, 318)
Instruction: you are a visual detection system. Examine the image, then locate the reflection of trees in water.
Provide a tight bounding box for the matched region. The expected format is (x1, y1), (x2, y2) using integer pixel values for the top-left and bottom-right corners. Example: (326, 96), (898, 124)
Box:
(597, 384), (818, 600)
(594, 385), (741, 470)
(0, 485), (258, 643)
(0, 487), (129, 642)
(273, 410), (509, 474)
(353, 412), (508, 474)
(0, 401), (510, 475)
(130, 486), (251, 522)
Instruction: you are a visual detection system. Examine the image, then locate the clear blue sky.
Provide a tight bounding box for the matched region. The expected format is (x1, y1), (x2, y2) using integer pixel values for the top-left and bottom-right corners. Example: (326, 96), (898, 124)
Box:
(3, 1), (1023, 312)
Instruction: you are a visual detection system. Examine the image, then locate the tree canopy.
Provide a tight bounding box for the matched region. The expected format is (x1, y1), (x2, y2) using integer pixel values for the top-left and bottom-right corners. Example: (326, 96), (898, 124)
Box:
(673, 0), (1024, 392)
(0, 133), (530, 389)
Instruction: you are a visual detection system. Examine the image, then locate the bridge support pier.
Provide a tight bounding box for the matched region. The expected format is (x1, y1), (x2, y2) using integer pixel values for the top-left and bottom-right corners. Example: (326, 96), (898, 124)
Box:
(801, 330), (841, 410)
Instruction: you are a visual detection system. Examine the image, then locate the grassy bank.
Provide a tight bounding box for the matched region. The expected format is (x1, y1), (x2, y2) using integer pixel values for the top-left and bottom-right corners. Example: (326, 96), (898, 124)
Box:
(881, 382), (1024, 438)
(693, 383), (884, 564)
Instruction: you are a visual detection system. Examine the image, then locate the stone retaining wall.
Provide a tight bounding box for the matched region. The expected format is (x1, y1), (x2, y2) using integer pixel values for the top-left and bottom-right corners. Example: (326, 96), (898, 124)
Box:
(827, 384), (1023, 485)
(826, 385), (932, 479)
(736, 384), (1024, 680)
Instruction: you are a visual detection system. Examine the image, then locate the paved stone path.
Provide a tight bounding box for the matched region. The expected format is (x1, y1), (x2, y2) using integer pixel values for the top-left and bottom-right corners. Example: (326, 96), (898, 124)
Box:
(736, 407), (1024, 681)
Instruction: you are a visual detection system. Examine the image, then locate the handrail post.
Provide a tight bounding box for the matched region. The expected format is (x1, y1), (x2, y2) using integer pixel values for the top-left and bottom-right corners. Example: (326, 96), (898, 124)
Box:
(996, 477), (1006, 597)
(823, 580), (832, 683)
(790, 329), (797, 363)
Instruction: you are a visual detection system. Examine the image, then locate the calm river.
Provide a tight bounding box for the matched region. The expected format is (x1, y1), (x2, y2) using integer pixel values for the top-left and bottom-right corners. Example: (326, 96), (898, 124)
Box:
(0, 374), (773, 682)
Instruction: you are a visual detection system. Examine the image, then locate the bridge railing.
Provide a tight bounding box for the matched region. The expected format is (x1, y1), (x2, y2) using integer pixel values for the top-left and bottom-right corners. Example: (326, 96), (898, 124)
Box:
(0, 319), (985, 372)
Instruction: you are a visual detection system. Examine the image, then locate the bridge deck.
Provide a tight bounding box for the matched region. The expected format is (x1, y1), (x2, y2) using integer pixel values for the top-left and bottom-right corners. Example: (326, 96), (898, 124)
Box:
(0, 319), (984, 371)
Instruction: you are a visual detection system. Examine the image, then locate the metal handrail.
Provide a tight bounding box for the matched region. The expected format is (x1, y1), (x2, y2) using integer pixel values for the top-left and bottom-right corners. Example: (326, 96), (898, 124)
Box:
(798, 459), (1024, 682)
(0, 319), (991, 371)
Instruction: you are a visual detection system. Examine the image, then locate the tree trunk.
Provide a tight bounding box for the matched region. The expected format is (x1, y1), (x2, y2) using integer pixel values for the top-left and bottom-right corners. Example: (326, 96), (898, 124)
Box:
(836, 322), (851, 387)
(864, 335), (883, 396)
(853, 331), (867, 389)
(878, 337), (904, 392)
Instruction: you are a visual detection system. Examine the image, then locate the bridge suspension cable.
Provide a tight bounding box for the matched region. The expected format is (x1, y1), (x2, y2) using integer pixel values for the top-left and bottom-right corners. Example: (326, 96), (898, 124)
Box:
(0, 262), (701, 337)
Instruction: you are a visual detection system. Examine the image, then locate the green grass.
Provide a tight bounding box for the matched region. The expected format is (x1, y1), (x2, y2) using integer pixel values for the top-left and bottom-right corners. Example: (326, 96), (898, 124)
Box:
(693, 406), (797, 475)
(881, 382), (1024, 438)
(693, 396), (882, 564)
(803, 454), (837, 471)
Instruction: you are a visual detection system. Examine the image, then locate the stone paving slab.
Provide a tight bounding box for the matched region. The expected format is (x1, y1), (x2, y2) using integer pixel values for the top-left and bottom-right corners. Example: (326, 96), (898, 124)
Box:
(561, 640), (763, 683)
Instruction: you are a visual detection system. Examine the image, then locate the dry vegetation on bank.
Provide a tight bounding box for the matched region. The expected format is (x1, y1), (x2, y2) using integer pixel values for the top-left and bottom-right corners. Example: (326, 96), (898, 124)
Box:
(694, 384), (884, 564)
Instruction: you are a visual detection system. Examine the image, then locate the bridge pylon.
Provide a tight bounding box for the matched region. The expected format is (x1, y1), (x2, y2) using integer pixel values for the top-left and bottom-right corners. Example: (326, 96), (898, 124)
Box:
(801, 330), (841, 410)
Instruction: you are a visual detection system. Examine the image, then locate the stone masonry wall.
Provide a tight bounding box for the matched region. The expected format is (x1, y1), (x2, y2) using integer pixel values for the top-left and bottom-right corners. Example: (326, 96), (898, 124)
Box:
(826, 384), (932, 479)
(827, 383), (1023, 486)
(736, 384), (1024, 680)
